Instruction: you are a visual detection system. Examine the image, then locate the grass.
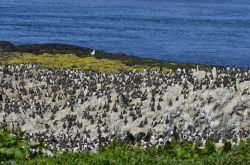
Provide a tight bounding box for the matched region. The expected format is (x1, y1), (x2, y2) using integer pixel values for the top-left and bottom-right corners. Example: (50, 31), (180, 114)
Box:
(1, 127), (250, 165)
(0, 52), (197, 74)
(5, 53), (129, 74)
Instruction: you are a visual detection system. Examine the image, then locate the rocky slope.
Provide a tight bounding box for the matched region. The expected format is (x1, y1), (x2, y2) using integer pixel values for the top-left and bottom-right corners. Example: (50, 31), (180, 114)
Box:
(1, 64), (250, 151)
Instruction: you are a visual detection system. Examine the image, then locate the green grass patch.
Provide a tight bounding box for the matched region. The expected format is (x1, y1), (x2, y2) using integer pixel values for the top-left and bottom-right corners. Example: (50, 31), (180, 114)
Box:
(0, 52), (197, 74)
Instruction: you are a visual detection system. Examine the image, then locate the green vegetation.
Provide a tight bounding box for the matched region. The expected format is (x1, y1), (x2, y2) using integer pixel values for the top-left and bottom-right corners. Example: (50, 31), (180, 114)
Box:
(0, 126), (30, 162)
(0, 52), (197, 73)
(1, 127), (250, 165)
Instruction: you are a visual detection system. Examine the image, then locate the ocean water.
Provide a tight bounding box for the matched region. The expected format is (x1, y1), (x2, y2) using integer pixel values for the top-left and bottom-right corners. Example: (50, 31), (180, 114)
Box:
(1, 0), (250, 67)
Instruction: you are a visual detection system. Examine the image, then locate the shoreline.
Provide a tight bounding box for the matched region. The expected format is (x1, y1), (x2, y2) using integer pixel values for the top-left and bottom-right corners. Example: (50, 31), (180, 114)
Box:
(0, 41), (224, 70)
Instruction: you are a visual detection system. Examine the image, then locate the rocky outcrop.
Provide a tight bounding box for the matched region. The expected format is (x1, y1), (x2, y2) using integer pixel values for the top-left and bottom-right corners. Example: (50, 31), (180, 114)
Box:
(15, 43), (92, 56)
(0, 41), (15, 52)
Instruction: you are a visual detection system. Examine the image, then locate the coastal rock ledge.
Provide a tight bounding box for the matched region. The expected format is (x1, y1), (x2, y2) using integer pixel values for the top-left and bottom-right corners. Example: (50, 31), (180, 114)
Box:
(1, 63), (250, 152)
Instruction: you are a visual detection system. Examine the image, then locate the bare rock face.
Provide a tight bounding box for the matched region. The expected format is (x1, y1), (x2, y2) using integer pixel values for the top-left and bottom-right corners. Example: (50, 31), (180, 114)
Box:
(0, 41), (15, 52)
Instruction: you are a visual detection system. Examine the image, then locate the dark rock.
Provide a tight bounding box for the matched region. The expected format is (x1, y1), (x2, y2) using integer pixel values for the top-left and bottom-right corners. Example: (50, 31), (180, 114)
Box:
(15, 43), (91, 56)
(0, 41), (15, 52)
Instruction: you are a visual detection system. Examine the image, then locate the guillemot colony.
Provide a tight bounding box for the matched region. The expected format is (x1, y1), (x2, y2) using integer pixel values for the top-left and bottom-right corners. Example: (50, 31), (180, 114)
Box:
(1, 64), (250, 152)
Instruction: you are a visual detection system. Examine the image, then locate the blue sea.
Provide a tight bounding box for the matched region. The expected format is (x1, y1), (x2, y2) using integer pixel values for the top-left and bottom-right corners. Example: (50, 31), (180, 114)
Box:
(1, 0), (250, 67)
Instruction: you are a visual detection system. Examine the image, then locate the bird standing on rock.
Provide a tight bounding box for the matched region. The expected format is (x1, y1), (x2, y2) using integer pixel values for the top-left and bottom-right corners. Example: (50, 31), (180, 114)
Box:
(91, 50), (95, 56)
(0, 93), (2, 102)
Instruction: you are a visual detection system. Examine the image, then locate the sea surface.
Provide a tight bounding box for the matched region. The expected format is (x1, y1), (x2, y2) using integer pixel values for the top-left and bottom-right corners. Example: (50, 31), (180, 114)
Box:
(1, 0), (250, 67)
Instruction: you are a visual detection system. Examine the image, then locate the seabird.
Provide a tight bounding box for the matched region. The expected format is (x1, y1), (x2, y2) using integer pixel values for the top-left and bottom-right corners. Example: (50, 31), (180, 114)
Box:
(91, 50), (95, 56)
